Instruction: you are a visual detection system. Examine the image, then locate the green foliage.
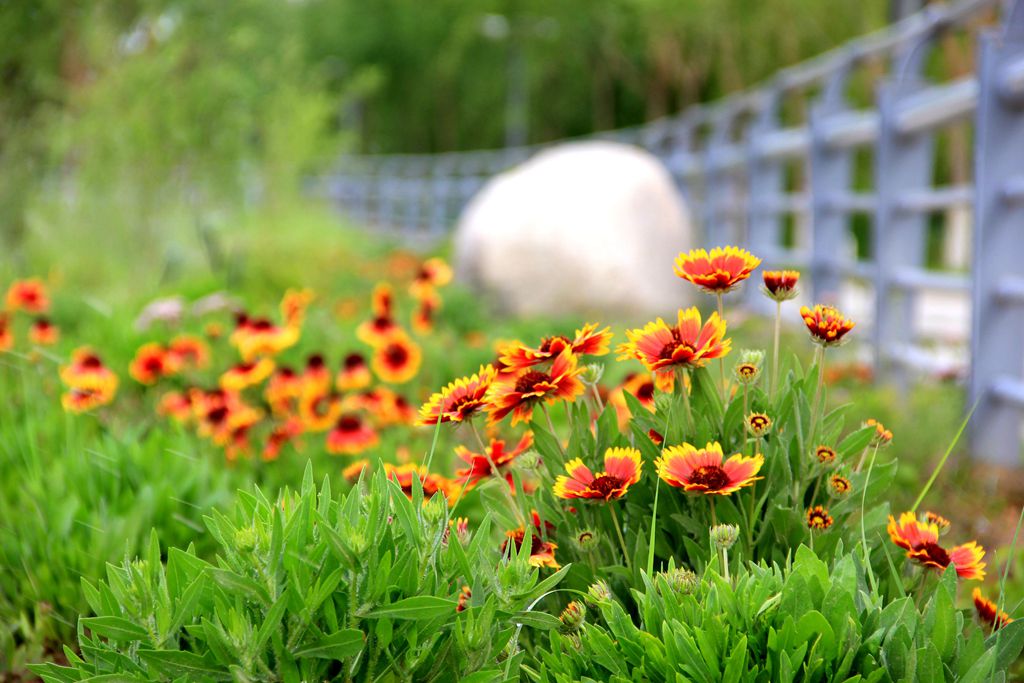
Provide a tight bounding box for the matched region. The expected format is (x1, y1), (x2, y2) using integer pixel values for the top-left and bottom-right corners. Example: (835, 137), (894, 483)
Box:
(31, 463), (567, 682)
(537, 551), (1024, 682)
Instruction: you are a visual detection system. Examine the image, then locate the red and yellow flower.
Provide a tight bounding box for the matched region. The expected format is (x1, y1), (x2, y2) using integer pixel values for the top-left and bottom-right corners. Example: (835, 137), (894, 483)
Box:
(411, 296), (438, 335)
(371, 332), (422, 384)
(130, 343), (180, 385)
(973, 588), (1013, 630)
(674, 246), (761, 293)
(761, 270), (800, 302)
(302, 354), (332, 393)
(168, 334), (210, 369)
(342, 459), (369, 482)
(454, 433), (533, 490)
(806, 506), (834, 530)
(800, 305), (855, 347)
(62, 387), (114, 413)
(410, 257), (453, 299)
(326, 413), (379, 455)
(280, 288), (315, 327)
(553, 447), (643, 501)
(265, 366), (303, 415)
(29, 318), (59, 346)
(157, 391), (193, 422)
(656, 442), (763, 495)
(230, 315), (300, 360)
(887, 512), (986, 580)
(487, 349), (585, 425)
(220, 358), (275, 392)
(385, 463), (456, 500)
(0, 315), (12, 352)
(262, 419), (304, 461)
(608, 372), (660, 428)
(500, 323), (613, 371)
(502, 511), (559, 568)
(618, 307), (730, 374)
(6, 278), (49, 314)
(336, 352), (372, 391)
(298, 386), (344, 432)
(60, 347), (119, 398)
(418, 365), (497, 425)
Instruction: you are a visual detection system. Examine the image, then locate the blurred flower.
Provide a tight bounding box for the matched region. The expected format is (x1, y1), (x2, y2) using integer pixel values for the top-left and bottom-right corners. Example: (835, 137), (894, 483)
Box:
(456, 585), (472, 613)
(130, 343), (180, 385)
(888, 512), (985, 580)
(674, 247), (761, 294)
(829, 474), (851, 498)
(262, 419), (304, 461)
(280, 288), (314, 327)
(746, 413), (772, 438)
(806, 506), (834, 530)
(814, 445), (837, 465)
(617, 307), (730, 373)
(336, 352), (372, 391)
(608, 372), (659, 428)
(865, 418), (893, 447)
(487, 349), (584, 425)
(552, 447), (642, 501)
(298, 386), (343, 433)
(503, 511), (559, 569)
(220, 358), (275, 392)
(302, 354), (332, 393)
(168, 335), (210, 370)
(29, 318), (59, 346)
(925, 511), (951, 533)
(342, 459), (369, 483)
(500, 323), (612, 371)
(656, 442), (762, 496)
(157, 391), (193, 423)
(264, 367), (303, 415)
(973, 588), (1013, 631)
(761, 270), (800, 302)
(62, 387), (114, 413)
(371, 332), (422, 384)
(6, 278), (49, 314)
(60, 348), (119, 399)
(410, 257), (453, 299)
(418, 365), (496, 425)
(411, 296), (438, 335)
(326, 413), (379, 455)
(230, 315), (299, 360)
(0, 315), (12, 352)
(454, 433), (534, 491)
(800, 305), (855, 347)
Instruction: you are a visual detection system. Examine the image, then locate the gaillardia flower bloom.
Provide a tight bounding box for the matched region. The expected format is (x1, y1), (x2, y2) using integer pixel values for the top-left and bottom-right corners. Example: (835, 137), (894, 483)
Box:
(617, 307), (731, 374)
(168, 335), (210, 369)
(973, 588), (1013, 630)
(454, 433), (533, 490)
(410, 257), (453, 299)
(371, 332), (422, 384)
(800, 305), (855, 347)
(60, 347), (119, 398)
(487, 349), (585, 425)
(865, 418), (893, 447)
(656, 442), (763, 495)
(761, 270), (800, 302)
(552, 447), (643, 501)
(806, 506), (834, 530)
(6, 278), (49, 313)
(230, 315), (300, 360)
(411, 296), (438, 335)
(500, 323), (613, 371)
(673, 246), (761, 293)
(130, 343), (180, 385)
(746, 413), (772, 438)
(336, 352), (372, 391)
(502, 511), (559, 569)
(220, 358), (275, 392)
(815, 445), (837, 464)
(29, 318), (59, 346)
(298, 387), (344, 432)
(0, 315), (11, 352)
(829, 474), (851, 497)
(280, 288), (315, 327)
(326, 413), (379, 455)
(887, 512), (986, 580)
(418, 365), (497, 425)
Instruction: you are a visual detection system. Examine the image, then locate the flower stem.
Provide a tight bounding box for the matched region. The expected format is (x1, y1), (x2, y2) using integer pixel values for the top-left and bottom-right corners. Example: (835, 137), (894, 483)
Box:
(589, 382), (604, 413)
(771, 300), (782, 401)
(540, 404), (564, 456)
(710, 497), (717, 528)
(716, 293), (727, 403)
(808, 345), (825, 444)
(680, 369), (694, 430)
(468, 420), (487, 451)
(609, 503), (632, 570)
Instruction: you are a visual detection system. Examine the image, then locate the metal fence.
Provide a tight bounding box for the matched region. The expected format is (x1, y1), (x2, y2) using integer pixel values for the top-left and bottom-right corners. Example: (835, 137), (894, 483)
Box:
(321, 0), (1024, 464)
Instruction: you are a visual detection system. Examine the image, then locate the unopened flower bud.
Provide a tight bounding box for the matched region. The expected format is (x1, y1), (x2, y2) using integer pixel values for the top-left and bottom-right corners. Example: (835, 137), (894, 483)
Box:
(865, 419), (893, 448)
(234, 526), (258, 552)
(658, 567), (698, 595)
(581, 363), (604, 385)
(587, 580), (612, 604)
(572, 528), (600, 552)
(710, 524), (739, 550)
(559, 600), (586, 633)
(734, 350), (765, 385)
(746, 413), (772, 438)
(654, 394), (673, 413)
(829, 474), (851, 498)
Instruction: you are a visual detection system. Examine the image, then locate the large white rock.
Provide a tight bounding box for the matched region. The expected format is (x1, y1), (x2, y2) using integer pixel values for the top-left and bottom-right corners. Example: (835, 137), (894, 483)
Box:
(454, 141), (692, 319)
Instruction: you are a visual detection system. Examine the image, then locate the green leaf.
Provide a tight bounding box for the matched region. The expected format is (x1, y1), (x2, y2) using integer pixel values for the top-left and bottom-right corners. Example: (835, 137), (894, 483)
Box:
(364, 596), (458, 620)
(293, 629), (365, 659)
(80, 616), (149, 642)
(136, 650), (231, 681)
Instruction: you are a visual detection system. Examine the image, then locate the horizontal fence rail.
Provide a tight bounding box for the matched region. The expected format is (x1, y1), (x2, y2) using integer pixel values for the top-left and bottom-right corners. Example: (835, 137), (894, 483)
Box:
(319, 0), (1024, 464)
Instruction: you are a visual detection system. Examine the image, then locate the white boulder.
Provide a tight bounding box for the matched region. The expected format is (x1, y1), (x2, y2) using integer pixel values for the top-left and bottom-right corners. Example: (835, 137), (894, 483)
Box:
(453, 141), (692, 319)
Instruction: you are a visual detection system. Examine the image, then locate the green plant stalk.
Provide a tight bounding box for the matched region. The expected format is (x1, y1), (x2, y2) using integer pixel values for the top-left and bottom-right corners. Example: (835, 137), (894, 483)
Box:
(910, 398), (978, 512)
(771, 300), (782, 401)
(807, 345), (825, 444)
(541, 404), (564, 457)
(469, 419), (526, 527)
(423, 415), (443, 473)
(722, 545), (730, 583)
(681, 369), (694, 429)
(859, 444), (880, 593)
(589, 382), (604, 413)
(646, 383), (678, 576)
(608, 503), (631, 570)
(716, 292), (727, 403)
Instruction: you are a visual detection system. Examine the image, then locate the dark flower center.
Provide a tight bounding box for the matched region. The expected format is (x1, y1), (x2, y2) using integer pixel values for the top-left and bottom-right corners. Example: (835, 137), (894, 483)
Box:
(82, 355), (102, 369)
(918, 542), (951, 567)
(636, 382), (655, 401)
(207, 407), (229, 424)
(515, 371), (551, 394)
(385, 343), (408, 365)
(690, 465), (729, 490)
(144, 357), (164, 373)
(539, 335), (570, 353)
(307, 354), (325, 370)
(251, 318), (273, 331)
(344, 353), (365, 369)
(337, 415), (361, 432)
(659, 336), (693, 360)
(590, 475), (624, 498)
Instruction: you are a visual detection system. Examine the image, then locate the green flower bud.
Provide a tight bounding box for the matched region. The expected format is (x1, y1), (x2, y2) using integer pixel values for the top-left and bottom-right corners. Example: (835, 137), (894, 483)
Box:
(559, 600), (586, 633)
(657, 567), (698, 595)
(587, 580), (612, 605)
(710, 524), (739, 550)
(581, 363), (605, 385)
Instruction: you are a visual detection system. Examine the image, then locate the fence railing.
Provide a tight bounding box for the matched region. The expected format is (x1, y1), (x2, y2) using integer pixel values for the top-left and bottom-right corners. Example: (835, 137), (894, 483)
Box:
(320, 0), (1024, 464)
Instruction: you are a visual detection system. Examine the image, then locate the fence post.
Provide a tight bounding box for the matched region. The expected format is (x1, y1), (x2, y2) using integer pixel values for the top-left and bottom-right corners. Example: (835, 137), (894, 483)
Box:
(808, 59), (855, 306)
(702, 107), (736, 247)
(970, 2), (1024, 463)
(745, 89), (783, 313)
(872, 33), (937, 383)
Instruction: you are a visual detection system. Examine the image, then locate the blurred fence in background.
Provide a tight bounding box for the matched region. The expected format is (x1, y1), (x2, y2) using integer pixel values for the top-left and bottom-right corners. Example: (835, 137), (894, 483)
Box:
(320, 0), (1024, 464)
